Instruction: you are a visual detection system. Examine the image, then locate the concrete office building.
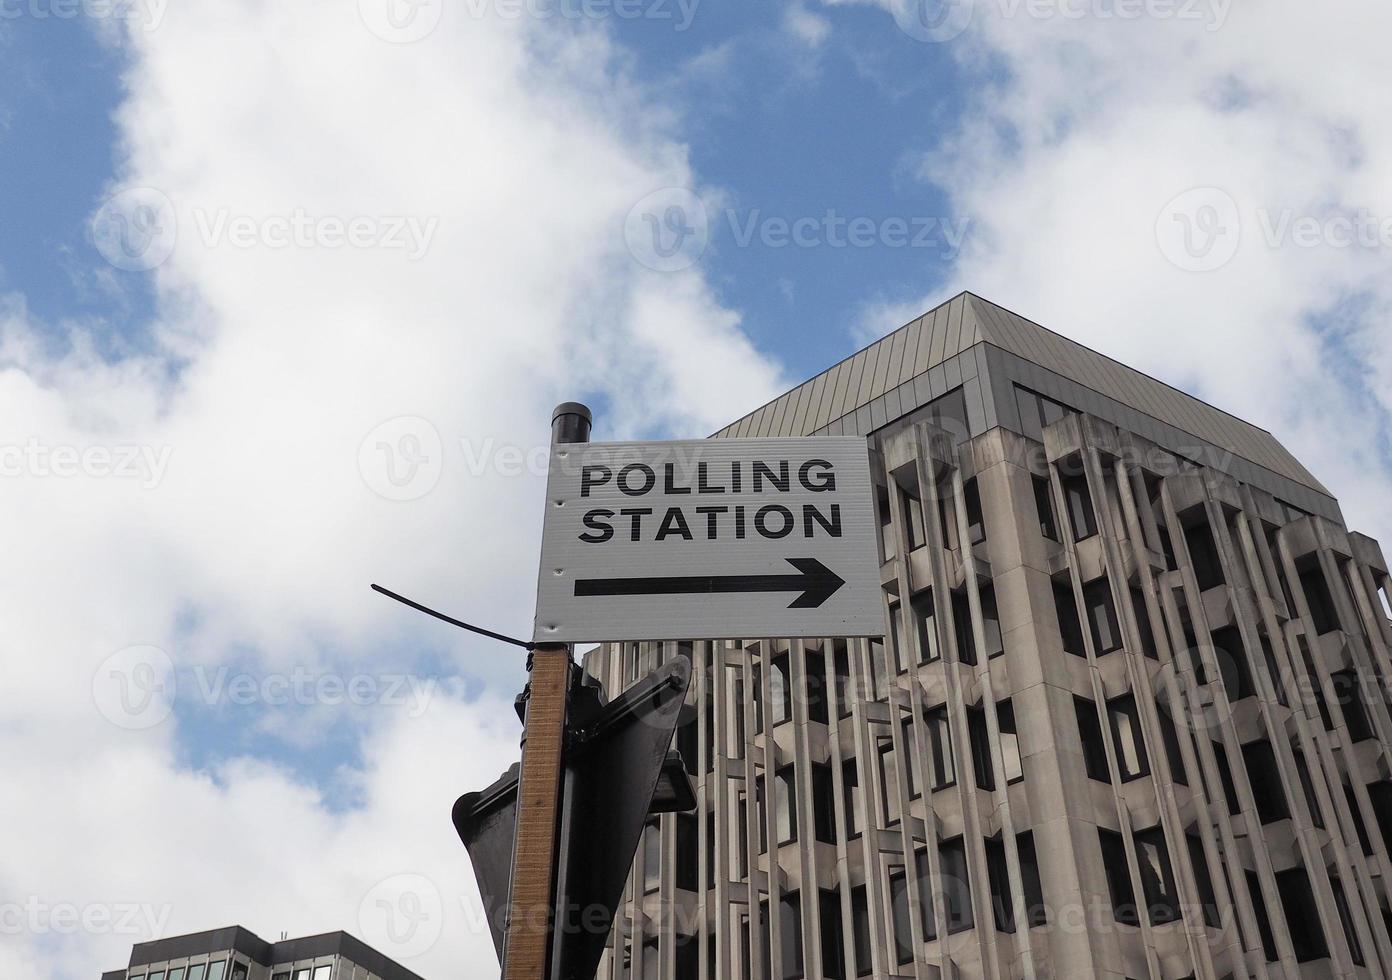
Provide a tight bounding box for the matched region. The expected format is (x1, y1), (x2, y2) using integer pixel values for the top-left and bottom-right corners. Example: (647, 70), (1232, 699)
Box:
(582, 293), (1392, 980)
(98, 926), (422, 980)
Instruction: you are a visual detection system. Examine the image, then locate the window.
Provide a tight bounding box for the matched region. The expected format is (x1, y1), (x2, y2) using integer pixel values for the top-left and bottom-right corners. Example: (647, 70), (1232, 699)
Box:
(1018, 831), (1047, 927)
(1369, 781), (1392, 857)
(964, 477), (986, 545)
(1292, 747), (1323, 828)
(679, 711), (699, 778)
(833, 641), (852, 719)
(1276, 867), (1330, 962)
(1131, 588), (1159, 660)
(877, 486), (895, 563)
(980, 585), (1004, 659)
(1183, 517), (1225, 591)
(1259, 634), (1288, 706)
(1084, 578), (1123, 654)
(675, 934), (698, 980)
(1099, 829), (1138, 925)
(207, 964), (226, 980)
(753, 661), (764, 734)
(1157, 708), (1187, 786)
(644, 820), (662, 893)
(735, 791), (750, 877)
(1299, 561), (1340, 634)
(1014, 385), (1075, 441)
(1344, 784), (1373, 856)
(775, 768), (797, 845)
(900, 714), (921, 799)
(842, 760), (861, 839)
(1054, 581), (1086, 657)
(868, 638), (888, 698)
(952, 589), (977, 665)
(1331, 877), (1365, 967)
(1246, 870), (1278, 962)
(812, 764), (837, 844)
(878, 737), (900, 824)
(1242, 740), (1289, 824)
(889, 867), (914, 964)
(1332, 669), (1375, 742)
(1107, 695), (1149, 782)
(1186, 833), (1219, 929)
(1211, 739), (1241, 815)
(998, 699), (1023, 784)
(890, 603), (908, 674)
(968, 706), (995, 791)
(676, 812), (699, 891)
(1075, 697), (1110, 783)
(727, 665), (746, 758)
(1033, 475), (1059, 541)
(915, 848), (936, 940)
(986, 836), (1015, 933)
(939, 837), (974, 933)
(901, 484), (926, 551)
(169, 970), (186, 980)
(707, 809), (717, 890)
(850, 886), (872, 977)
(1062, 473), (1098, 541)
(806, 649), (829, 725)
(1211, 627), (1254, 701)
(819, 890), (845, 980)
(770, 654), (792, 727)
(188, 968), (208, 980)
(780, 893), (804, 980)
(924, 707), (956, 790)
(912, 590), (940, 663)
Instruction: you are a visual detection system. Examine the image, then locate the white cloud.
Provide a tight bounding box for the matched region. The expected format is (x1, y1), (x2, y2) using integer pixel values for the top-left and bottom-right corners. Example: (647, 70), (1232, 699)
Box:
(784, 1), (832, 48)
(2, 3), (783, 977)
(848, 1), (1392, 549)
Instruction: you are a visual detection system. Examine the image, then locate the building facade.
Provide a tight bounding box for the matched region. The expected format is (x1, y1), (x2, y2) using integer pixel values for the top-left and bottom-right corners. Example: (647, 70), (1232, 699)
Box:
(99, 926), (422, 980)
(581, 292), (1392, 980)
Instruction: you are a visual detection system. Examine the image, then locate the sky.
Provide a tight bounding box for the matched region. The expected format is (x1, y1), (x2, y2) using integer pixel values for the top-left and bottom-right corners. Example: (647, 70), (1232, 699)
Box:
(3, 1), (1392, 978)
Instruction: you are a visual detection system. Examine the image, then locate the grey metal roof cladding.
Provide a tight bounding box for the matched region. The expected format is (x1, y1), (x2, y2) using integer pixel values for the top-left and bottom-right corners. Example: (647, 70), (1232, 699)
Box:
(714, 291), (1334, 503)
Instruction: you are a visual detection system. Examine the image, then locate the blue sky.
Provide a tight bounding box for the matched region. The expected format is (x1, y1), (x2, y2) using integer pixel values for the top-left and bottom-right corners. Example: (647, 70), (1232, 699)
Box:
(6, 3), (1392, 977)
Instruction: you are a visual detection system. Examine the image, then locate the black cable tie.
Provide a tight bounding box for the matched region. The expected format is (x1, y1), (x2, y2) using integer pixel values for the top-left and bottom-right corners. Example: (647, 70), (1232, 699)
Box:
(371, 584), (535, 651)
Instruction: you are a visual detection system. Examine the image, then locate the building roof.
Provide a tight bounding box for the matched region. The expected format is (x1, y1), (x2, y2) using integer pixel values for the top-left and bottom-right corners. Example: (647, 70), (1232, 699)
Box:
(713, 291), (1331, 501)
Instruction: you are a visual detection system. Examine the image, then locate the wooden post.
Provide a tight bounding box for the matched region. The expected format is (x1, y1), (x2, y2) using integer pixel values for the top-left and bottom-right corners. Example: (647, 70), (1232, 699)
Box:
(502, 402), (592, 980)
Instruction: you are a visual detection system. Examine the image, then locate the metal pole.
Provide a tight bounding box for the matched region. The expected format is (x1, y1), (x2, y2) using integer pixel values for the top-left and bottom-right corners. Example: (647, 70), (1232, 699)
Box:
(502, 402), (592, 980)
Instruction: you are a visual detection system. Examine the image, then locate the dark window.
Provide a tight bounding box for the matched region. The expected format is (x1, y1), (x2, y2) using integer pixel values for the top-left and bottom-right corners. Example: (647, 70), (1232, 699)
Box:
(1332, 669), (1375, 742)
(998, 698), (1024, 784)
(877, 486), (895, 563)
(1018, 831), (1047, 927)
(1344, 784), (1373, 856)
(1292, 747), (1323, 829)
(819, 890), (845, 980)
(675, 933), (699, 980)
(806, 649), (829, 725)
(964, 478), (986, 545)
(842, 760), (861, 839)
(775, 767), (797, 845)
(985, 836), (1015, 933)
(878, 737), (899, 825)
(980, 585), (1004, 659)
(900, 715), (920, 800)
(901, 485), (926, 551)
(676, 812), (699, 891)
(968, 706), (995, 791)
(940, 837), (974, 933)
(1186, 833), (1219, 929)
(1246, 870), (1278, 962)
(1063, 473), (1098, 541)
(812, 764), (837, 845)
(679, 712), (699, 778)
(1184, 518), (1225, 591)
(1158, 522), (1179, 571)
(780, 893), (804, 980)
(1259, 633), (1288, 706)
(1131, 588), (1159, 660)
(1299, 561), (1340, 634)
(868, 638), (888, 700)
(1076, 697), (1111, 783)
(1134, 827), (1180, 926)
(1099, 829), (1138, 926)
(1054, 581), (1086, 657)
(915, 848), (936, 940)
(889, 604), (908, 674)
(888, 867), (914, 964)
(643, 820), (662, 893)
(1331, 877), (1365, 967)
(833, 641), (852, 719)
(1211, 739), (1241, 815)
(1211, 626), (1255, 701)
(1015, 385), (1074, 441)
(1107, 694), (1149, 782)
(924, 706), (956, 790)
(1033, 475), (1059, 541)
(706, 809), (717, 890)
(1276, 868), (1330, 962)
(1298, 638), (1335, 731)
(1158, 709), (1187, 786)
(1369, 781), (1392, 857)
(1242, 740), (1289, 824)
(912, 590), (940, 663)
(1084, 578), (1123, 654)
(770, 654), (792, 727)
(952, 589), (977, 665)
(850, 885), (872, 977)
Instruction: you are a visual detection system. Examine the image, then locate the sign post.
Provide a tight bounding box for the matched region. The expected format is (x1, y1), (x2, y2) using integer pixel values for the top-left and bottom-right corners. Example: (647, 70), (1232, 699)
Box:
(501, 403), (591, 980)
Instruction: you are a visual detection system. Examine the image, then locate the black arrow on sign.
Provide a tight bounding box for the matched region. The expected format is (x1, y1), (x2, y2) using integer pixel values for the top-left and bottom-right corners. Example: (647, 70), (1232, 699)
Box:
(574, 557), (846, 609)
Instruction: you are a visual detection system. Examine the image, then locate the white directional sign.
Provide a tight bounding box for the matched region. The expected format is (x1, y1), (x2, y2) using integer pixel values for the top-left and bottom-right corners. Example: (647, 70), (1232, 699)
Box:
(533, 437), (883, 643)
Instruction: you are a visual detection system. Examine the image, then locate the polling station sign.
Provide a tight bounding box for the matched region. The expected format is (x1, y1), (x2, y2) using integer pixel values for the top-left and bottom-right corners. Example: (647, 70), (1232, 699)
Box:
(533, 438), (883, 643)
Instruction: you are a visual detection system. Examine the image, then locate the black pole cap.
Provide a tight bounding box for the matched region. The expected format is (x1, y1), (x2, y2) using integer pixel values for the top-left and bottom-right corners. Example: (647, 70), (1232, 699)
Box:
(551, 402), (593, 446)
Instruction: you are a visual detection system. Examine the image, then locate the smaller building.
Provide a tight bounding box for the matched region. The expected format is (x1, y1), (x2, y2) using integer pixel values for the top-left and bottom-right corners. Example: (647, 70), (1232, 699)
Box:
(99, 926), (423, 980)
